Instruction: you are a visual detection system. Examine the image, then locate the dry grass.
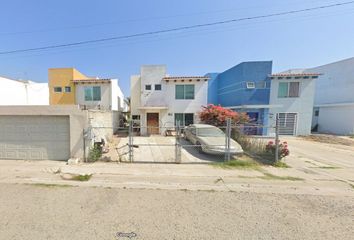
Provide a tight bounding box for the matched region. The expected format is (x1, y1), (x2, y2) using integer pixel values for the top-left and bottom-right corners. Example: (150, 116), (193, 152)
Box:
(301, 134), (354, 146)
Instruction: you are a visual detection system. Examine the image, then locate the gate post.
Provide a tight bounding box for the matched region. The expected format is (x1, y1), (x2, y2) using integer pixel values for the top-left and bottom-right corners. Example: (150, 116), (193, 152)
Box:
(175, 121), (182, 163)
(275, 115), (280, 163)
(128, 119), (133, 162)
(224, 118), (232, 162)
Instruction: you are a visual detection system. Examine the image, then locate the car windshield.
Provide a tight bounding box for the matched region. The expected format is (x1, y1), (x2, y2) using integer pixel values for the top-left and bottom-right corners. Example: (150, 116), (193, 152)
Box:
(196, 127), (225, 137)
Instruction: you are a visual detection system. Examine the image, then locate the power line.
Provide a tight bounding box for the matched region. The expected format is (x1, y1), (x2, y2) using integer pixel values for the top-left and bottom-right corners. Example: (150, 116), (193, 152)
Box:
(0, 0), (353, 55)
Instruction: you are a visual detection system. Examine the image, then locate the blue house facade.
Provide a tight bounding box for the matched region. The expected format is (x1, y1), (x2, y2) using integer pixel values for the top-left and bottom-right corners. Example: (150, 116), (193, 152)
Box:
(206, 61), (273, 134)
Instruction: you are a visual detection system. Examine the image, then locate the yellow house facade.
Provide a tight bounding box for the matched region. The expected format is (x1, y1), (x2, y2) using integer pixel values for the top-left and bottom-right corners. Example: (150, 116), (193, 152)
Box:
(49, 68), (89, 105)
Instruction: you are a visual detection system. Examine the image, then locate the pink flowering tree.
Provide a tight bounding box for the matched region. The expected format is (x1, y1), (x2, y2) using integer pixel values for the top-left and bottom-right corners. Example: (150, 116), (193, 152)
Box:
(199, 104), (249, 126)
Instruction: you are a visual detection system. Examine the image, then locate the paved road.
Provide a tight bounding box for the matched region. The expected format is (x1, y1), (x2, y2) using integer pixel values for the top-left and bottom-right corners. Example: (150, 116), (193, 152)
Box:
(0, 183), (353, 240)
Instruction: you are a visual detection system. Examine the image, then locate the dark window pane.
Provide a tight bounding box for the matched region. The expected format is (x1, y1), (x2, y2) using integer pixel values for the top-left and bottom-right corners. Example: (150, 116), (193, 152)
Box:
(278, 82), (288, 98)
(54, 87), (62, 93)
(184, 114), (194, 126)
(145, 85), (151, 90)
(155, 84), (162, 90)
(289, 82), (299, 97)
(174, 113), (184, 125)
(84, 87), (92, 101)
(175, 85), (184, 99)
(93, 86), (101, 101)
(185, 85), (195, 99)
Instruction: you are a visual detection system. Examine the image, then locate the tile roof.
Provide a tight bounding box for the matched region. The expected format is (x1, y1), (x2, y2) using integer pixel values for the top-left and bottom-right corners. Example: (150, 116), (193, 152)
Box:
(72, 78), (111, 84)
(270, 73), (321, 77)
(163, 76), (209, 81)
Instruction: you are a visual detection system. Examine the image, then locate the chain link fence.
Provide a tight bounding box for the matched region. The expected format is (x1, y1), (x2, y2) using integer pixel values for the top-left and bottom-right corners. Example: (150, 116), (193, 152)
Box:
(83, 117), (283, 164)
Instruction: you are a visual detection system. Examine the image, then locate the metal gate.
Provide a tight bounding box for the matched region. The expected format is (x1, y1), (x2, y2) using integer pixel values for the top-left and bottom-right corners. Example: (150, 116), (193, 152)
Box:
(277, 113), (297, 135)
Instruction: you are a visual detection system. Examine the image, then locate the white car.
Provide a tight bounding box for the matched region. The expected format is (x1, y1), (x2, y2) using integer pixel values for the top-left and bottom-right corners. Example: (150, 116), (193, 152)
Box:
(183, 124), (243, 155)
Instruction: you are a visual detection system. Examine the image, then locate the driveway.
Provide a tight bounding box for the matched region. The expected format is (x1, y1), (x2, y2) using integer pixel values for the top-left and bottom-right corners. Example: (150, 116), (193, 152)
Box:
(116, 135), (225, 163)
(282, 136), (354, 183)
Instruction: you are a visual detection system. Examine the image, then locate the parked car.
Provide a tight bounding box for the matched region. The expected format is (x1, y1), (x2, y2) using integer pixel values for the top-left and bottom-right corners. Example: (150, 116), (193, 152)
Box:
(183, 124), (243, 155)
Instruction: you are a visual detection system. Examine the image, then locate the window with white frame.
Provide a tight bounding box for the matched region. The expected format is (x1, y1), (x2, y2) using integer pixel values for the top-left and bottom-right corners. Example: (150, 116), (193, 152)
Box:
(278, 82), (300, 98)
(246, 82), (255, 89)
(84, 86), (101, 101)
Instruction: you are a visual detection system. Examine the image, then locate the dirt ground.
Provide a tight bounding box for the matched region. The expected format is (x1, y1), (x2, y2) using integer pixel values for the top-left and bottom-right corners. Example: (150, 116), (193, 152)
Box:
(0, 183), (353, 240)
(0, 136), (353, 239)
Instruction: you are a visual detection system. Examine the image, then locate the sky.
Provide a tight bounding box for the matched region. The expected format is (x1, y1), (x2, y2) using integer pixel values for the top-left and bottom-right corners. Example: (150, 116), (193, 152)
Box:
(1, 0), (354, 96)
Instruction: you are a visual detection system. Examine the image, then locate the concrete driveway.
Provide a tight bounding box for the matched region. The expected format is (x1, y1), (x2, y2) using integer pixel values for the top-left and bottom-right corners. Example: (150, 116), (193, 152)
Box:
(116, 135), (226, 163)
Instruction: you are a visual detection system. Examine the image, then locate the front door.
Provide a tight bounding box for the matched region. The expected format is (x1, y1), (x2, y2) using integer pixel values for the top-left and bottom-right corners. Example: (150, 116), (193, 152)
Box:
(147, 113), (159, 134)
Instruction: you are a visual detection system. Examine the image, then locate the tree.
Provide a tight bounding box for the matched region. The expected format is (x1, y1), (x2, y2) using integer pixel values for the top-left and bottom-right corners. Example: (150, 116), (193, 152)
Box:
(199, 104), (249, 126)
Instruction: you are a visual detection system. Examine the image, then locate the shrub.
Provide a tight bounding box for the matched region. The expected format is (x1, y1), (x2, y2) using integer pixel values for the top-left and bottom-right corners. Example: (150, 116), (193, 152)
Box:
(265, 141), (290, 160)
(88, 144), (102, 162)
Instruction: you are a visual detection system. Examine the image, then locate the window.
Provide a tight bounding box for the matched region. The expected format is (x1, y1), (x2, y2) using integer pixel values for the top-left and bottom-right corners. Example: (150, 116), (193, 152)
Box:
(174, 113), (194, 126)
(278, 82), (300, 98)
(145, 85), (151, 90)
(84, 86), (101, 101)
(64, 86), (71, 93)
(314, 110), (319, 117)
(155, 84), (162, 90)
(54, 87), (62, 93)
(246, 82), (255, 89)
(256, 81), (266, 89)
(175, 85), (195, 99)
(132, 115), (140, 120)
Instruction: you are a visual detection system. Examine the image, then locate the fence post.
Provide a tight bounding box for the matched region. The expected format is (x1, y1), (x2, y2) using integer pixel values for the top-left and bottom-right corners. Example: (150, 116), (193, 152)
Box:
(128, 119), (133, 162)
(275, 115), (279, 163)
(175, 121), (182, 163)
(224, 118), (231, 162)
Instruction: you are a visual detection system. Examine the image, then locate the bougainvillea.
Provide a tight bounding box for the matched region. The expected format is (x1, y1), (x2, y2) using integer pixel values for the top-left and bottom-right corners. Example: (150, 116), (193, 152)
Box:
(265, 140), (290, 160)
(199, 104), (249, 126)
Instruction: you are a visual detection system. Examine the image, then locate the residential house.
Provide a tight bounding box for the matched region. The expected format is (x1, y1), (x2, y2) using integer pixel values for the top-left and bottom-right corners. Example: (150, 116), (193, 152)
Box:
(131, 65), (209, 135)
(207, 61), (318, 136)
(0, 76), (48, 105)
(49, 68), (126, 139)
(268, 71), (319, 136)
(305, 57), (354, 135)
(207, 61), (272, 134)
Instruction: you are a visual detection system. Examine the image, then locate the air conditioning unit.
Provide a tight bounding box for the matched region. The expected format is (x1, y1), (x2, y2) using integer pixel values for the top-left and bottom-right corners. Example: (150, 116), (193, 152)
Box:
(246, 82), (255, 89)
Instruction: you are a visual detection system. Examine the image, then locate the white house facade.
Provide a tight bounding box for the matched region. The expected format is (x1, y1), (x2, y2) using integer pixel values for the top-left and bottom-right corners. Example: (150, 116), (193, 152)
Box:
(0, 76), (49, 105)
(305, 57), (354, 135)
(268, 71), (319, 136)
(73, 78), (125, 111)
(131, 65), (208, 135)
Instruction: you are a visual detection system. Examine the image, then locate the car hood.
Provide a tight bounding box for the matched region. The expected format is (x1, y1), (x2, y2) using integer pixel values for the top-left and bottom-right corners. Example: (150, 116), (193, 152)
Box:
(198, 136), (243, 151)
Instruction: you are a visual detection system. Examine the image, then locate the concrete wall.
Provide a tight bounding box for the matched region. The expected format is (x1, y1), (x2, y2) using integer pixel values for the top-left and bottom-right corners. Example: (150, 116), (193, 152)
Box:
(317, 105), (354, 135)
(0, 105), (88, 160)
(306, 57), (354, 105)
(130, 75), (141, 116)
(75, 83), (112, 110)
(269, 78), (316, 135)
(0, 77), (48, 105)
(140, 65), (167, 107)
(305, 57), (354, 135)
(207, 61), (272, 107)
(87, 110), (115, 142)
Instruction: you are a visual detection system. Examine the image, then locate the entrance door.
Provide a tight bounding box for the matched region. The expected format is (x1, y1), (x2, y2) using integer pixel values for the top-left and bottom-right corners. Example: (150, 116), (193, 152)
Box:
(147, 113), (159, 134)
(277, 113), (297, 135)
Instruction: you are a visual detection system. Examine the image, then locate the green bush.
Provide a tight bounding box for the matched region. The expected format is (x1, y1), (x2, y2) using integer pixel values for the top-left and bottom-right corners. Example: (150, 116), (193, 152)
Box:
(88, 145), (102, 162)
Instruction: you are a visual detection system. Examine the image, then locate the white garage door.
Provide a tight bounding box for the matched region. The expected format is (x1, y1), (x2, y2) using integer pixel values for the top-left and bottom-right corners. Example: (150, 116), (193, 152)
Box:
(277, 113), (297, 135)
(0, 116), (70, 160)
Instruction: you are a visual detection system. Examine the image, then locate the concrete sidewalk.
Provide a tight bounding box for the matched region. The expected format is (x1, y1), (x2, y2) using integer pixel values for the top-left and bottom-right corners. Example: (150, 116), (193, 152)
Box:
(0, 160), (353, 196)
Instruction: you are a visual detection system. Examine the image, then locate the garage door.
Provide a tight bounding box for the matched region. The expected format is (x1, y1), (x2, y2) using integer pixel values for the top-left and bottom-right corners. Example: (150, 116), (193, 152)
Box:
(0, 116), (70, 160)
(277, 113), (297, 135)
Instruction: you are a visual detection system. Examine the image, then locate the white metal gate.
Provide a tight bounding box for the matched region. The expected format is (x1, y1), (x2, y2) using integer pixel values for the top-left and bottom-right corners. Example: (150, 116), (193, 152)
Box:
(277, 113), (297, 135)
